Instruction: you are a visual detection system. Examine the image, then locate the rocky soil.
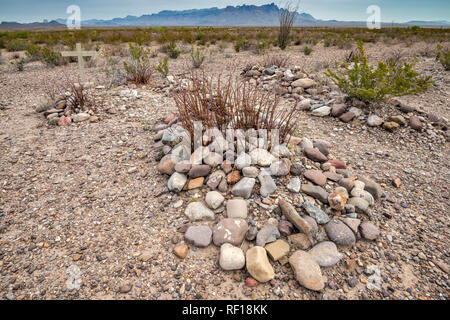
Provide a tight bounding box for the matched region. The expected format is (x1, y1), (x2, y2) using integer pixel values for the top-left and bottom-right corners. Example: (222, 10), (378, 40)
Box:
(0, 41), (448, 300)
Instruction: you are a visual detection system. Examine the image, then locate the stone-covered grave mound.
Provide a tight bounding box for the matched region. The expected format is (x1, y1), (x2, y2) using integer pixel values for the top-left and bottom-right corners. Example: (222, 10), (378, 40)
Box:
(153, 113), (384, 292)
(242, 64), (448, 137)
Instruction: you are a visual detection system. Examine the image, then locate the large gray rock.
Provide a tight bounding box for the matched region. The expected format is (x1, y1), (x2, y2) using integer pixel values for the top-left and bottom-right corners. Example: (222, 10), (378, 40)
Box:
(205, 191), (225, 209)
(258, 173), (277, 198)
(256, 225), (280, 247)
(184, 202), (215, 221)
(308, 241), (343, 267)
(167, 172), (187, 192)
(302, 202), (330, 225)
(287, 177), (301, 193)
(235, 153), (252, 170)
(184, 225), (212, 247)
(348, 197), (370, 214)
(359, 221), (380, 240)
(270, 160), (290, 176)
(301, 184), (329, 204)
(188, 165), (211, 178)
(213, 218), (249, 246)
(231, 177), (255, 199)
(325, 220), (356, 246)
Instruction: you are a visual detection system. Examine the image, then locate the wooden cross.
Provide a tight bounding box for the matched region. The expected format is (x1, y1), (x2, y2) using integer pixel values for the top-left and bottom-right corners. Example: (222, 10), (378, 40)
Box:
(61, 43), (97, 84)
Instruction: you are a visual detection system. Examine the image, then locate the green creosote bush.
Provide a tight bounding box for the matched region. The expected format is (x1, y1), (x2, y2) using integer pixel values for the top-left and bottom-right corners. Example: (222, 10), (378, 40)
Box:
(25, 44), (42, 61)
(155, 56), (169, 77)
(234, 37), (250, 52)
(190, 46), (205, 68)
(325, 41), (432, 103)
(166, 41), (181, 59)
(6, 39), (27, 52)
(436, 44), (450, 71)
(123, 43), (153, 84)
(41, 47), (63, 66)
(303, 46), (312, 56)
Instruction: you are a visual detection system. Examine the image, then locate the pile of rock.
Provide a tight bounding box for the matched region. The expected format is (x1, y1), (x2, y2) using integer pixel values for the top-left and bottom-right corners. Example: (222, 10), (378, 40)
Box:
(35, 95), (99, 127)
(302, 97), (448, 135)
(242, 65), (318, 100)
(154, 113), (384, 292)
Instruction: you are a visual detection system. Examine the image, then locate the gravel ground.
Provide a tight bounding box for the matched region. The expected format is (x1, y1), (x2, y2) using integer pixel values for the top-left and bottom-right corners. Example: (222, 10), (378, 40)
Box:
(0, 41), (448, 300)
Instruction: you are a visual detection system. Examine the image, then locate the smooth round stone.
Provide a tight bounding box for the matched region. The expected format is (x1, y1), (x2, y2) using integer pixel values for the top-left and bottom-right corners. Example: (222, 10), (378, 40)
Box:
(359, 221), (380, 240)
(188, 165), (211, 178)
(219, 243), (245, 270)
(304, 148), (328, 163)
(325, 220), (356, 246)
(226, 199), (248, 219)
(184, 226), (212, 247)
(289, 250), (324, 291)
(308, 241), (343, 267)
(205, 191), (225, 210)
(350, 188), (374, 206)
(300, 137), (314, 150)
(311, 106), (331, 117)
(249, 148), (276, 166)
(242, 166), (258, 178)
(246, 247), (275, 283)
(158, 154), (180, 175)
(348, 197), (370, 213)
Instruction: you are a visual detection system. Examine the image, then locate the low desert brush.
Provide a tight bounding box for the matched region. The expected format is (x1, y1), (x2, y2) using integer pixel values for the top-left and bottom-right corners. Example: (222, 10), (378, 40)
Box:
(190, 46), (205, 68)
(123, 43), (153, 84)
(173, 71), (299, 145)
(155, 56), (169, 76)
(325, 41), (432, 103)
(436, 44), (450, 71)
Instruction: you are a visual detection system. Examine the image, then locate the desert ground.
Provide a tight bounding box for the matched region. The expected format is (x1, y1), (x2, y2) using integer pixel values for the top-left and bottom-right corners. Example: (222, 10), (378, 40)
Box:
(0, 28), (449, 300)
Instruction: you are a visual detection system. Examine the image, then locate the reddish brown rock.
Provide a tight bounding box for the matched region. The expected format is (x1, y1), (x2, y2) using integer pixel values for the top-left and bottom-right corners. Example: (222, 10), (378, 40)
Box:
(338, 178), (355, 192)
(304, 148), (328, 163)
(164, 113), (177, 124)
(328, 159), (347, 169)
(173, 243), (189, 259)
(331, 104), (347, 117)
(304, 170), (327, 186)
(339, 112), (356, 123)
(409, 116), (424, 131)
(58, 117), (71, 126)
(227, 170), (241, 185)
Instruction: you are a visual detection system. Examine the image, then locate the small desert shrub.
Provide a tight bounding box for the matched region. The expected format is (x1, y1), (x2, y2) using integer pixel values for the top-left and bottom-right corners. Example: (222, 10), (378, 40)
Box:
(11, 58), (25, 71)
(41, 47), (63, 66)
(155, 56), (169, 76)
(6, 39), (27, 52)
(325, 41), (432, 103)
(436, 44), (450, 71)
(262, 54), (290, 68)
(254, 40), (271, 54)
(303, 46), (312, 56)
(123, 43), (153, 84)
(234, 37), (251, 52)
(25, 44), (42, 61)
(173, 71), (300, 145)
(190, 46), (205, 68)
(163, 41), (181, 59)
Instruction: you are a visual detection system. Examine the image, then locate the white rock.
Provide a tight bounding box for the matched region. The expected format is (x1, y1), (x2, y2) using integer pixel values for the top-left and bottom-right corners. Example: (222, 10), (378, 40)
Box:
(184, 202), (215, 221)
(219, 243), (245, 270)
(205, 191), (225, 210)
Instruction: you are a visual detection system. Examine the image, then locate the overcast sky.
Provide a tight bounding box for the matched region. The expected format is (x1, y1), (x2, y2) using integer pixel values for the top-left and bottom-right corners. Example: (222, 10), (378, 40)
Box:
(1, 0), (449, 23)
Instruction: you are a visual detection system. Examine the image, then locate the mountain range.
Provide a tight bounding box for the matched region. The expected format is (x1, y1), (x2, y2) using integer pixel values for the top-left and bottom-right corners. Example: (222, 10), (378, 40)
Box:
(1, 3), (449, 29)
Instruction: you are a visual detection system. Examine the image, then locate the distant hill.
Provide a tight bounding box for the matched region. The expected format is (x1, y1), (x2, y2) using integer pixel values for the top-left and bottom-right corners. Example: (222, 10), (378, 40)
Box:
(68, 3), (317, 27)
(0, 20), (63, 29)
(1, 3), (449, 29)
